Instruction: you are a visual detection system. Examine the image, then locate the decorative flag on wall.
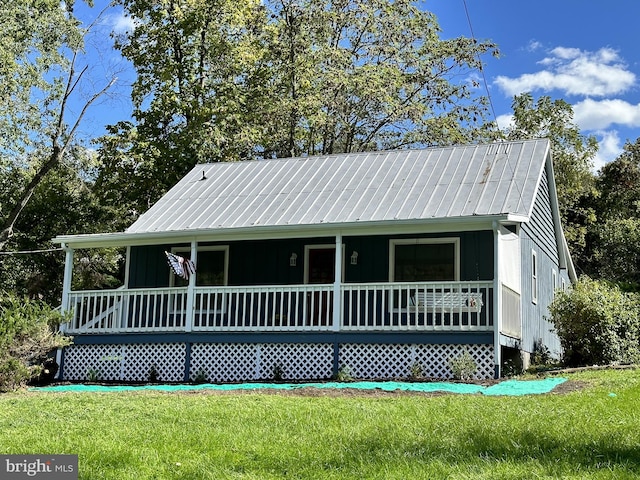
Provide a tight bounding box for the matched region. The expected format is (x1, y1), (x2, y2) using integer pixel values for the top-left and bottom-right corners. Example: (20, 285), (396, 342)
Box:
(165, 251), (197, 280)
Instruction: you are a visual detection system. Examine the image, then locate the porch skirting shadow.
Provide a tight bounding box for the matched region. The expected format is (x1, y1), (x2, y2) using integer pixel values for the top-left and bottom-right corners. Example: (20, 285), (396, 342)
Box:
(60, 342), (495, 383)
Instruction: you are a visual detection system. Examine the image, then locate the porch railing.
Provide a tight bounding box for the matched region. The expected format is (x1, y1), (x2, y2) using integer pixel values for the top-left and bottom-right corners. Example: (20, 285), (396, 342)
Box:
(341, 282), (493, 331)
(64, 281), (494, 334)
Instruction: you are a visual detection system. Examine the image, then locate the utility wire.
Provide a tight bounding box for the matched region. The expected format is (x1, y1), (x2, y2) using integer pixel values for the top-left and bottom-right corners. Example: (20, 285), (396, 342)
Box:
(0, 247), (63, 255)
(462, 0), (499, 130)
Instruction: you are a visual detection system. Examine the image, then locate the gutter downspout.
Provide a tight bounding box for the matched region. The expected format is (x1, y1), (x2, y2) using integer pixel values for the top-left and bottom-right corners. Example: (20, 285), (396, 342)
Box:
(493, 221), (502, 378)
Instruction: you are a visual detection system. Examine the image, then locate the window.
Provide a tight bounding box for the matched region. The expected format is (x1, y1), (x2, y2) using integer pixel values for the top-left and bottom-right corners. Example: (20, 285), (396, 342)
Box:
(552, 269), (557, 297)
(170, 246), (228, 287)
(390, 239), (459, 282)
(531, 250), (538, 304)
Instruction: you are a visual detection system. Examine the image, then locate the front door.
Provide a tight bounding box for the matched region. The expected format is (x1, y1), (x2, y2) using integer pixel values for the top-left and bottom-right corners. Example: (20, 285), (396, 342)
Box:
(306, 247), (335, 326)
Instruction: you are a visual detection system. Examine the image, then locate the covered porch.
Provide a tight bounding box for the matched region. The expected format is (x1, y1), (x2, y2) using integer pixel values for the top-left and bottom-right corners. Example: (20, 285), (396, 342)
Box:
(56, 221), (523, 380)
(62, 280), (495, 334)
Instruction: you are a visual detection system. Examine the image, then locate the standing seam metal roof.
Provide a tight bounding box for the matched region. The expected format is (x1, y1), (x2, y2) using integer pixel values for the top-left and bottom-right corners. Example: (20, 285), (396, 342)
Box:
(126, 139), (551, 234)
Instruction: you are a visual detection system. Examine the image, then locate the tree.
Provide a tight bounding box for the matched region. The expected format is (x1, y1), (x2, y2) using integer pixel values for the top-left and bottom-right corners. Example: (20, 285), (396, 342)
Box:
(265, 0), (499, 157)
(100, 0), (271, 214)
(0, 147), (124, 304)
(585, 138), (640, 284)
(98, 0), (498, 214)
(506, 93), (598, 257)
(0, 1), (115, 251)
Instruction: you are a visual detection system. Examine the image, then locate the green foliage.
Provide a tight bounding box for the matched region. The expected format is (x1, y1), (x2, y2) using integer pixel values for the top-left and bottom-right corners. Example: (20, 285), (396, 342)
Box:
(507, 93), (598, 258)
(86, 368), (101, 383)
(583, 138), (640, 283)
(409, 361), (424, 379)
(549, 277), (640, 367)
(0, 292), (72, 391)
(148, 364), (160, 383)
(335, 365), (354, 382)
(448, 350), (477, 380)
(531, 339), (553, 367)
(0, 148), (124, 303)
(99, 0), (499, 215)
(192, 368), (209, 384)
(591, 218), (640, 283)
(272, 364), (284, 381)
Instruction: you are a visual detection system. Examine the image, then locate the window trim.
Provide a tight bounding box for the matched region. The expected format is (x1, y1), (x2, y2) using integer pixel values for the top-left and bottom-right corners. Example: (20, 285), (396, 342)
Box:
(169, 245), (229, 287)
(389, 238), (461, 282)
(531, 249), (538, 304)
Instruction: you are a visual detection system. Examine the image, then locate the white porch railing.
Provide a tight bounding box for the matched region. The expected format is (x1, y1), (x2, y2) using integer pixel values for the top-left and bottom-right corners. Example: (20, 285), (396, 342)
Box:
(341, 282), (493, 331)
(64, 282), (494, 334)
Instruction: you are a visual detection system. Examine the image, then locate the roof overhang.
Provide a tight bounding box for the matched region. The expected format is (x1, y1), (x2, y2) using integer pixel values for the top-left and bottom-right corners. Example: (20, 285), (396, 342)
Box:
(53, 214), (515, 249)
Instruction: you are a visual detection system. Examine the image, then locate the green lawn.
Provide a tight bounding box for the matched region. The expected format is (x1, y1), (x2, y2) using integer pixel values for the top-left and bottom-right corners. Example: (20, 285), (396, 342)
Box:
(1, 369), (639, 479)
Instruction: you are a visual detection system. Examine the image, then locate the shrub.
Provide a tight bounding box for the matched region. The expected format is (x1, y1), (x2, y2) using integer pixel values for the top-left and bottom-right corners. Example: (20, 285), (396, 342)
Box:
(449, 350), (477, 381)
(549, 277), (640, 367)
(336, 365), (354, 382)
(0, 292), (72, 391)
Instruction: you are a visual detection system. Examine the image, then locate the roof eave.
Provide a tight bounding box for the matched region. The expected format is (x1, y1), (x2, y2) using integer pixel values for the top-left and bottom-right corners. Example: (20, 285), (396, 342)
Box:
(53, 214), (510, 248)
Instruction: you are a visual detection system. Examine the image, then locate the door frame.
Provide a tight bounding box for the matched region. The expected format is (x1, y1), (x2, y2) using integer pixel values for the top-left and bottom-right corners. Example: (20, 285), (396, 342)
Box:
(303, 244), (345, 284)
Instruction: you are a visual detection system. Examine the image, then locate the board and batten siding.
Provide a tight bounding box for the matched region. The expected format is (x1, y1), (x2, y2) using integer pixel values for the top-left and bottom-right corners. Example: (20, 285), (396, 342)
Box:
(127, 231), (495, 288)
(519, 165), (564, 357)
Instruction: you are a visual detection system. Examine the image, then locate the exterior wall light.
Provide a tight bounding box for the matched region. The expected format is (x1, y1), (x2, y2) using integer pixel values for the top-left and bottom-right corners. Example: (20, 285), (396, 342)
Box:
(289, 253), (297, 267)
(350, 251), (358, 265)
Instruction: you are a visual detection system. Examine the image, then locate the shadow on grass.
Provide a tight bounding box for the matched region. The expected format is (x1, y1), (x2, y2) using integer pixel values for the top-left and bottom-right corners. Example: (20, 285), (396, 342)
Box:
(324, 428), (640, 476)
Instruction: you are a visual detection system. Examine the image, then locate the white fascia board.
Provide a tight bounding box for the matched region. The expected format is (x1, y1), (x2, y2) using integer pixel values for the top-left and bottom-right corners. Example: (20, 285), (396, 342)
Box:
(53, 215), (507, 248)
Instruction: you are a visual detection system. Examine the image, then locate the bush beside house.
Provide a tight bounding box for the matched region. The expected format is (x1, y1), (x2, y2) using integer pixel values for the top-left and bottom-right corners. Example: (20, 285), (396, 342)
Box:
(0, 292), (72, 391)
(549, 277), (640, 367)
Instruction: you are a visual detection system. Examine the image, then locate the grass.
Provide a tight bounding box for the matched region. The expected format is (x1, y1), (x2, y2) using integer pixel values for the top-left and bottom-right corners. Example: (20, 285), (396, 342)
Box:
(1, 369), (639, 479)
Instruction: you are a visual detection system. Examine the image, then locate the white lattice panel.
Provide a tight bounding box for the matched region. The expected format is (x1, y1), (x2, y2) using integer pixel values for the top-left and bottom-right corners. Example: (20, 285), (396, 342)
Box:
(190, 343), (259, 382)
(190, 343), (333, 382)
(122, 343), (186, 382)
(63, 343), (185, 382)
(256, 343), (333, 380)
(339, 343), (494, 380)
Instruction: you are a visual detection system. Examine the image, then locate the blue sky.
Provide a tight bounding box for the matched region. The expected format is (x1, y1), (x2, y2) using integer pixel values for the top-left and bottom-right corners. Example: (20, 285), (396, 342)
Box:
(430, 0), (640, 170)
(74, 1), (640, 170)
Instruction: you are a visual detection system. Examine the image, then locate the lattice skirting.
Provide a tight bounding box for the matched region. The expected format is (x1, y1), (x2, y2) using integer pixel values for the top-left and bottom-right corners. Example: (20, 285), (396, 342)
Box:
(190, 343), (334, 382)
(62, 343), (186, 382)
(339, 343), (494, 380)
(62, 342), (495, 382)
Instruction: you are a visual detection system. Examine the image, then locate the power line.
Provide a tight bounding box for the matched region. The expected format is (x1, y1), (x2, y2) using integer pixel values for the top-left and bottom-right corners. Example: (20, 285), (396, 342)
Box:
(462, 0), (499, 130)
(0, 247), (63, 256)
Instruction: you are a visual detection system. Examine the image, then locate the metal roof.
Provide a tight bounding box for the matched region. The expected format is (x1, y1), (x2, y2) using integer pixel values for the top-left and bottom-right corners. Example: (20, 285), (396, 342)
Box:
(126, 139), (551, 235)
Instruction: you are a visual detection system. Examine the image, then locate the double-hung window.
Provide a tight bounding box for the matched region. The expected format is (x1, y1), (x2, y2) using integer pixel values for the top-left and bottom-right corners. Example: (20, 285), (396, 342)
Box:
(390, 238), (460, 282)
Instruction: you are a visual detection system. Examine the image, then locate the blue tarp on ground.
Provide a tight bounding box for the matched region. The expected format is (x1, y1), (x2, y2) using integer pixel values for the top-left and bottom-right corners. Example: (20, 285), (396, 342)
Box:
(32, 377), (567, 396)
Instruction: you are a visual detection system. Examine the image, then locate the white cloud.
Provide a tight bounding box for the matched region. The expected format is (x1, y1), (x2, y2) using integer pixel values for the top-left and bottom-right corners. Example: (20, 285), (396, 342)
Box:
(494, 47), (636, 97)
(495, 113), (514, 131)
(592, 130), (623, 172)
(108, 12), (137, 35)
(573, 98), (640, 130)
(526, 40), (543, 53)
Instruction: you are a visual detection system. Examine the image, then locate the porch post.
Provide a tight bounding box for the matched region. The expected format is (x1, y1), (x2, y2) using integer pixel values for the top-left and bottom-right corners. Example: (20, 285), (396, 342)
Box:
(184, 240), (198, 332)
(61, 243), (74, 314)
(332, 232), (342, 331)
(493, 221), (502, 378)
